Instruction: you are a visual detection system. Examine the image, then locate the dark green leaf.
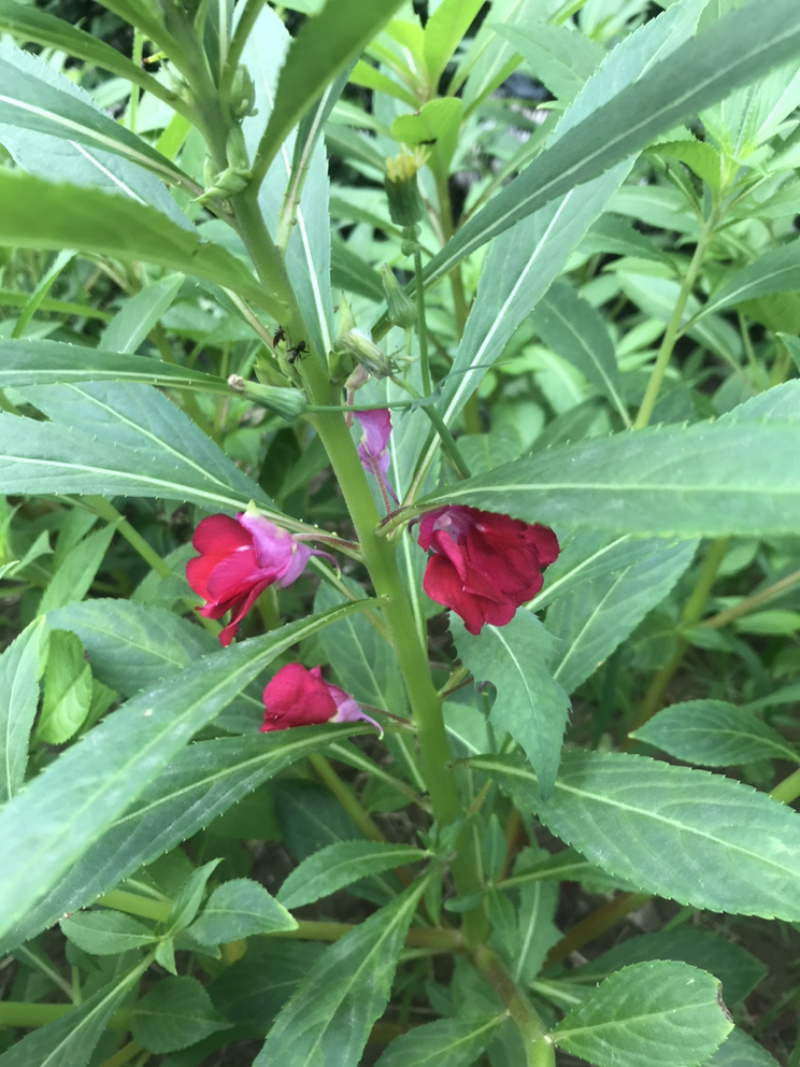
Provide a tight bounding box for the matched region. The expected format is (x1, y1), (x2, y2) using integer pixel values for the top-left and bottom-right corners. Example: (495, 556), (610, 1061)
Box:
(131, 977), (231, 1054)
(278, 841), (428, 910)
(188, 879), (296, 944)
(374, 1015), (504, 1067)
(60, 910), (158, 955)
(0, 619), (44, 802)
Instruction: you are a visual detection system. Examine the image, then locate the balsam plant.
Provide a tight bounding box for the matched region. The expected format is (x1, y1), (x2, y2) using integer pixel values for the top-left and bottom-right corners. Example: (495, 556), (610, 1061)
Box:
(2, 0), (800, 1064)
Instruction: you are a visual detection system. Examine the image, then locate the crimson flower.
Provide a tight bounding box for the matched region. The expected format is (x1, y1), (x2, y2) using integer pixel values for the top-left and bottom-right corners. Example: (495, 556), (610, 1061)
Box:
(416, 505), (558, 635)
(260, 663), (381, 733)
(186, 510), (329, 647)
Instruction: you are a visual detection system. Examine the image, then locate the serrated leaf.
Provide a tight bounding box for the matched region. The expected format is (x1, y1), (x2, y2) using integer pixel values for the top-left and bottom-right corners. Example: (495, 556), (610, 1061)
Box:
(278, 841), (427, 910)
(703, 1029), (780, 1066)
(39, 523), (115, 614)
(423, 0), (485, 87)
(495, 21), (605, 101)
(0, 381), (272, 513)
(546, 538), (697, 693)
(552, 961), (732, 1067)
(422, 420), (800, 538)
(168, 859), (221, 933)
(131, 977), (231, 1054)
(451, 612), (569, 799)
(60, 910), (158, 955)
(0, 725), (363, 955)
(374, 1015), (504, 1067)
(37, 629), (93, 744)
(471, 750), (800, 919)
(631, 700), (799, 766)
(696, 236), (800, 322)
(0, 961), (147, 1067)
(392, 98), (463, 176)
(0, 170), (284, 318)
(0, 601), (374, 943)
(209, 940), (323, 1031)
(188, 878), (296, 944)
(0, 618), (44, 802)
(254, 881), (429, 1067)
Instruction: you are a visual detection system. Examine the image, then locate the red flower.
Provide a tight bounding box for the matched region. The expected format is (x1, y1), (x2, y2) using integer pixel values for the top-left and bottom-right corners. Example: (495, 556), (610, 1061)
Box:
(260, 664), (381, 733)
(186, 511), (328, 647)
(416, 505), (558, 635)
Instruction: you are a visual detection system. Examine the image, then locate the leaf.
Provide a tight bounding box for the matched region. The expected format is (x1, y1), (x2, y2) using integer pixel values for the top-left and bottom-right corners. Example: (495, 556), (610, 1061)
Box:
(531, 280), (628, 424)
(631, 700), (799, 766)
(0, 43), (188, 186)
(423, 0), (485, 87)
(569, 927), (767, 1007)
(278, 841), (427, 910)
(0, 601), (374, 943)
(392, 98), (464, 177)
(409, 0), (800, 294)
(422, 420), (800, 538)
(100, 275), (185, 353)
(374, 1015), (504, 1067)
(0, 619), (44, 802)
(703, 1029), (780, 1067)
(188, 878), (296, 944)
(60, 910), (158, 955)
(0, 725), (363, 955)
(471, 750), (800, 920)
(0, 961), (148, 1067)
(0, 170), (284, 318)
(695, 236), (800, 322)
(494, 22), (605, 101)
(37, 630), (93, 744)
(552, 960), (733, 1067)
(39, 523), (116, 614)
(131, 977), (231, 1054)
(513, 880), (560, 985)
(546, 538), (697, 693)
(253, 881), (428, 1067)
(451, 612), (569, 799)
(0, 338), (227, 392)
(167, 859), (222, 932)
(0, 381), (272, 513)
(254, 0), (404, 178)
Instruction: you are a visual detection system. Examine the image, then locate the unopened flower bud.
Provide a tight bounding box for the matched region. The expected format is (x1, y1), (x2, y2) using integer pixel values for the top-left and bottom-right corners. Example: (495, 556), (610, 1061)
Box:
(385, 148), (427, 227)
(229, 65), (257, 120)
(380, 265), (416, 328)
(228, 375), (307, 419)
(225, 125), (250, 173)
(335, 329), (392, 379)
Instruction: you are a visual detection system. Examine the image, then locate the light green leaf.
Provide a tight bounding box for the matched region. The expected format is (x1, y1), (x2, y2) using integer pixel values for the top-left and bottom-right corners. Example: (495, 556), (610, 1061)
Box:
(253, 0), (404, 179)
(0, 618), (44, 802)
(494, 22), (605, 101)
(0, 381), (271, 513)
(422, 420), (800, 538)
(0, 960), (147, 1067)
(278, 841), (428, 910)
(0, 338), (228, 392)
(101, 275), (185, 353)
(412, 0), (800, 294)
(167, 859), (222, 933)
(254, 881), (429, 1067)
(392, 98), (463, 176)
(0, 43), (188, 187)
(189, 878), (297, 944)
(37, 629), (93, 744)
(451, 612), (569, 799)
(0, 725), (365, 955)
(374, 1015), (504, 1067)
(0, 170), (284, 318)
(423, 0), (485, 87)
(552, 961), (732, 1067)
(631, 700), (799, 766)
(60, 910), (158, 955)
(0, 601), (374, 943)
(39, 523), (116, 614)
(471, 750), (800, 919)
(532, 280), (628, 424)
(547, 539), (697, 693)
(695, 237), (800, 322)
(131, 977), (231, 1054)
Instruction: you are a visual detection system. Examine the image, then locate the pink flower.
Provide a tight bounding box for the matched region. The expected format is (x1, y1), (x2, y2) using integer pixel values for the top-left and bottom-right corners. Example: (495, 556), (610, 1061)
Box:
(260, 664), (381, 733)
(186, 511), (327, 646)
(354, 408), (396, 508)
(417, 505), (559, 635)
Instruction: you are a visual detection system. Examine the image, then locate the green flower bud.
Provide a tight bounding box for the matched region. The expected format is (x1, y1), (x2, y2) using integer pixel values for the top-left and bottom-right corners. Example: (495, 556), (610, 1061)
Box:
(380, 265), (416, 328)
(228, 375), (308, 419)
(226, 125), (250, 173)
(334, 329), (393, 379)
(229, 65), (257, 120)
(384, 148), (428, 227)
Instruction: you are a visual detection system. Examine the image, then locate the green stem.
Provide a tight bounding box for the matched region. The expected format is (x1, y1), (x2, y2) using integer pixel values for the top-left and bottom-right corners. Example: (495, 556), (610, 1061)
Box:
(309, 753), (385, 843)
(634, 219), (714, 430)
(271, 919), (462, 951)
(411, 241), (432, 397)
(219, 0), (264, 103)
(97, 889), (170, 923)
(701, 564), (800, 631)
(770, 768), (800, 805)
(473, 945), (554, 1067)
(544, 892), (652, 967)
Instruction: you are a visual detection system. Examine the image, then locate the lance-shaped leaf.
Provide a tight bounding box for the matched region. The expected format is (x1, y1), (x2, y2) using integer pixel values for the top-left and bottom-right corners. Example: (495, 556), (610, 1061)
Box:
(0, 170), (285, 318)
(0, 724), (367, 955)
(704, 1029), (781, 1066)
(254, 880), (429, 1067)
(693, 236), (800, 322)
(552, 960), (732, 1067)
(421, 420), (800, 538)
(0, 601), (374, 942)
(0, 619), (44, 802)
(470, 751), (800, 920)
(188, 879), (296, 945)
(374, 1015), (504, 1067)
(278, 841), (428, 910)
(451, 612), (569, 799)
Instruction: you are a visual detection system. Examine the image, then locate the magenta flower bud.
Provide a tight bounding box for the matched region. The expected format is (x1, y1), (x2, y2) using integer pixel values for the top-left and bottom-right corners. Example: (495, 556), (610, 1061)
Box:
(260, 664), (381, 734)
